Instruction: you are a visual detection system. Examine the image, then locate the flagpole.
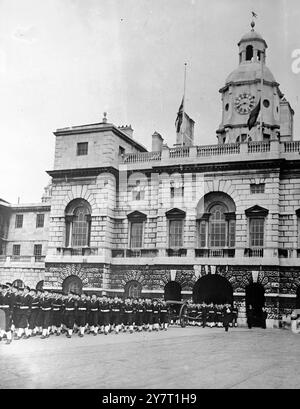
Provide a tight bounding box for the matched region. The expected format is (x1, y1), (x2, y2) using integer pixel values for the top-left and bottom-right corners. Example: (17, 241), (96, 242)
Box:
(260, 47), (264, 139)
(182, 63), (187, 146)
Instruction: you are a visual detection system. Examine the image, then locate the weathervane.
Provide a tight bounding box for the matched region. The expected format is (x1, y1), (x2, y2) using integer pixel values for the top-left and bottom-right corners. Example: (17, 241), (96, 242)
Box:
(251, 11), (258, 30)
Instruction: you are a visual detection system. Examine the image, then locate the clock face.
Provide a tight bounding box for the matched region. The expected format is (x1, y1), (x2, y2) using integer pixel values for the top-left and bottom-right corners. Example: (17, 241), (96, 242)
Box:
(234, 93), (255, 115)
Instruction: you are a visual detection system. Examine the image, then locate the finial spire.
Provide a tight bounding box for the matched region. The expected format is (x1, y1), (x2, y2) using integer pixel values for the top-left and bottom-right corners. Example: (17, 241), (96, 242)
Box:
(102, 112), (107, 123)
(251, 11), (257, 30)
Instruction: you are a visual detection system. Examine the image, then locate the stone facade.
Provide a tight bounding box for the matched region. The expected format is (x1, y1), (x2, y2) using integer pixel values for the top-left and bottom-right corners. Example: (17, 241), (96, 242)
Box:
(1, 26), (300, 328)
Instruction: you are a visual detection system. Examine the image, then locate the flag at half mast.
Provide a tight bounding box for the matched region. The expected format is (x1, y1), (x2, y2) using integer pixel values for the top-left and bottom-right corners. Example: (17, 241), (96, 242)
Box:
(247, 98), (261, 130)
(175, 97), (195, 146)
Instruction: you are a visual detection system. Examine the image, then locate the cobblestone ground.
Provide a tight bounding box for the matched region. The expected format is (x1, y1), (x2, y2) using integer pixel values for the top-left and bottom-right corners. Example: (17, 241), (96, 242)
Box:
(0, 327), (299, 389)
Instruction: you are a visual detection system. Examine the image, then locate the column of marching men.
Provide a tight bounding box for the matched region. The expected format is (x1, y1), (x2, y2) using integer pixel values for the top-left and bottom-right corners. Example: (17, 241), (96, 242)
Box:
(0, 282), (171, 344)
(0, 282), (240, 345)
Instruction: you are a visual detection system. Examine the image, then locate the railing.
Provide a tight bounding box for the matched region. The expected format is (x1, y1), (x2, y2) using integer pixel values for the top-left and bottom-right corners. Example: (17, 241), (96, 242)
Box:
(248, 141), (270, 153)
(195, 248), (235, 258)
(284, 141), (300, 153)
(123, 151), (161, 163)
(56, 247), (98, 256)
(169, 147), (190, 158)
(244, 248), (264, 257)
(166, 248), (187, 257)
(35, 256), (46, 262)
(112, 249), (159, 258)
(197, 143), (240, 157)
(10, 256), (32, 262)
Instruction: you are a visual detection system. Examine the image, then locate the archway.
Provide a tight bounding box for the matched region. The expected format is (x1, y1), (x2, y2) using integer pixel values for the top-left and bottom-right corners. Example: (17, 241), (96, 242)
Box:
(164, 282), (182, 301)
(296, 286), (300, 309)
(124, 280), (142, 298)
(245, 282), (265, 327)
(62, 275), (83, 295)
(192, 274), (233, 304)
(12, 279), (24, 288)
(36, 280), (44, 290)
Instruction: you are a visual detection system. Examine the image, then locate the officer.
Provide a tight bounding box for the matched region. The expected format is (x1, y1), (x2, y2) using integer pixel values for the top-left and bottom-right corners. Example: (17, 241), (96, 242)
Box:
(223, 303), (232, 332)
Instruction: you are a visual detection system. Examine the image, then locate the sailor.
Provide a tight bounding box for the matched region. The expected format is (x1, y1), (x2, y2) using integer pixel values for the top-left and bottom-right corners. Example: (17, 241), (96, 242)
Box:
(77, 293), (88, 337)
(51, 291), (63, 336)
(207, 302), (216, 328)
(100, 294), (111, 335)
(135, 298), (145, 332)
(15, 286), (32, 340)
(28, 288), (40, 337)
(159, 300), (169, 330)
(40, 289), (52, 339)
(111, 296), (122, 334)
(144, 298), (153, 332)
(152, 299), (160, 331)
(0, 284), (14, 344)
(89, 294), (99, 335)
(123, 298), (134, 333)
(64, 291), (76, 338)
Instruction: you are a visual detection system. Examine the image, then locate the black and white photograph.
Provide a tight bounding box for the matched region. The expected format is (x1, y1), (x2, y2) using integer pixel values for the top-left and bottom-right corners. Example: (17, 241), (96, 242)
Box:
(1, 0), (300, 393)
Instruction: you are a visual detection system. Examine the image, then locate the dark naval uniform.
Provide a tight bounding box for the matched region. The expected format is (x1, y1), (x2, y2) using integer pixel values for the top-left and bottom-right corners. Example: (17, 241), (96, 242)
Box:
(0, 292), (14, 332)
(28, 296), (40, 330)
(77, 299), (88, 327)
(52, 298), (63, 328)
(64, 297), (76, 330)
(89, 299), (99, 327)
(111, 301), (122, 326)
(40, 296), (52, 329)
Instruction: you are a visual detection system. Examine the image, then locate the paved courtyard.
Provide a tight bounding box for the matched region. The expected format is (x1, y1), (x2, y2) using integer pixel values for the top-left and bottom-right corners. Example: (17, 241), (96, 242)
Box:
(0, 326), (299, 389)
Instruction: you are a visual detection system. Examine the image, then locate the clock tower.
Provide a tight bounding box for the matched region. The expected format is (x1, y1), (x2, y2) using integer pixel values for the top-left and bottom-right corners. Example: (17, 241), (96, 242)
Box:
(217, 21), (293, 144)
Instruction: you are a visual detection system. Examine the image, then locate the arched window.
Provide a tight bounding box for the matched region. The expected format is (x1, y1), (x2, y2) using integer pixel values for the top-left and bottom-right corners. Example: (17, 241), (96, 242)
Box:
(209, 204), (227, 247)
(65, 199), (91, 248)
(196, 193), (236, 252)
(124, 280), (142, 298)
(246, 45), (253, 61)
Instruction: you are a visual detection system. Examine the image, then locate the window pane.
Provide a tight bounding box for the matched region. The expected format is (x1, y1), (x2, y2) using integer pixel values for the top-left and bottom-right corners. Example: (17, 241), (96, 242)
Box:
(34, 244), (42, 257)
(15, 214), (23, 228)
(71, 206), (90, 247)
(250, 218), (264, 247)
(77, 142), (88, 156)
(169, 220), (183, 248)
(199, 221), (206, 247)
(229, 220), (236, 247)
(130, 222), (143, 248)
(209, 204), (226, 248)
(13, 244), (20, 255)
(36, 214), (45, 228)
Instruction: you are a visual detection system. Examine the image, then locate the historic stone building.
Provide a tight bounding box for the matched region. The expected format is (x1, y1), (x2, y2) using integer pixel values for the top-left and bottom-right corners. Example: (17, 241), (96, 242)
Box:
(1, 24), (300, 327)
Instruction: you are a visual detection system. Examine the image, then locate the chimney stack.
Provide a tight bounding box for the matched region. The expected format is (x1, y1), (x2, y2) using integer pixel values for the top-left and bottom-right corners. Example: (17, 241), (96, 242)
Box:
(118, 125), (134, 138)
(152, 131), (164, 151)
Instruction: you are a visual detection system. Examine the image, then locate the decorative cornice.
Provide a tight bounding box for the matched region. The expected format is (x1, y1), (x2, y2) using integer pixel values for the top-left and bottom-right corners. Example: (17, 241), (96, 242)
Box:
(219, 78), (280, 93)
(46, 166), (119, 179)
(54, 124), (147, 152)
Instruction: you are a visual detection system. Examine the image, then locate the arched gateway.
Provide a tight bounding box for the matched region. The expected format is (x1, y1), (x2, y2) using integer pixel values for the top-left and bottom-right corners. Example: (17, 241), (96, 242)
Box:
(245, 282), (265, 327)
(62, 275), (83, 295)
(193, 274), (233, 304)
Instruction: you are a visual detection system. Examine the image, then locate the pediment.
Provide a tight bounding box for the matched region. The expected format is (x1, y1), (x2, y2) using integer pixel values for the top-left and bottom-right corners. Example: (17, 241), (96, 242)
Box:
(245, 205), (269, 217)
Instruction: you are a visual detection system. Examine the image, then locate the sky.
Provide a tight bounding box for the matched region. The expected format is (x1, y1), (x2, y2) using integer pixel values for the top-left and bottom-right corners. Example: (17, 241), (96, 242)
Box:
(0, 0), (300, 203)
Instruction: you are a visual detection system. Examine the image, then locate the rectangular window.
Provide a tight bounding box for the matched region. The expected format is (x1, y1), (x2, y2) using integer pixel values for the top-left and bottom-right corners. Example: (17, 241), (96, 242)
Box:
(250, 218), (264, 247)
(13, 244), (21, 256)
(170, 186), (184, 199)
(250, 183), (265, 194)
(34, 244), (42, 260)
(169, 220), (183, 248)
(76, 142), (88, 156)
(15, 214), (23, 228)
(36, 214), (45, 228)
(210, 222), (226, 247)
(130, 222), (143, 248)
(229, 220), (236, 247)
(199, 221), (206, 247)
(119, 146), (125, 156)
